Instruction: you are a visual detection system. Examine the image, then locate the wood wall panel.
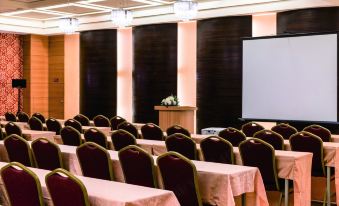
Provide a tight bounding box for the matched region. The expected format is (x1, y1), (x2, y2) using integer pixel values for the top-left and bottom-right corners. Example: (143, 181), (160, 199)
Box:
(277, 7), (339, 134)
(197, 16), (252, 131)
(80, 30), (117, 119)
(277, 7), (339, 34)
(133, 24), (178, 124)
(48, 35), (64, 119)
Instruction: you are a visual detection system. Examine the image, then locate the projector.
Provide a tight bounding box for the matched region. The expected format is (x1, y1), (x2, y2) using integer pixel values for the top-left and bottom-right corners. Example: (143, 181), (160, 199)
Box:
(201, 127), (226, 135)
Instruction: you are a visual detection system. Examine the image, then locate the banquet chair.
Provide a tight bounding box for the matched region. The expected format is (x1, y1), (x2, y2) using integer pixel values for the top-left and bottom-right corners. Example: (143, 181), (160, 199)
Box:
(17, 111), (30, 122)
(253, 130), (284, 150)
(0, 127), (3, 140)
(111, 129), (136, 151)
(119, 145), (157, 188)
(46, 118), (62, 135)
(84, 128), (108, 149)
(289, 131), (331, 205)
(241, 122), (265, 137)
(28, 116), (44, 131)
(5, 122), (22, 137)
(5, 112), (16, 122)
(218, 127), (246, 146)
(141, 123), (164, 141)
(74, 114), (90, 126)
(93, 115), (111, 127)
(165, 133), (197, 160)
(46, 168), (90, 206)
(4, 134), (34, 167)
(118, 121), (139, 139)
(303, 124), (332, 142)
(60, 126), (82, 146)
(64, 119), (83, 133)
(166, 124), (191, 137)
(271, 123), (298, 140)
(31, 138), (64, 170)
(239, 138), (290, 206)
(76, 142), (114, 181)
(110, 115), (126, 130)
(32, 112), (46, 123)
(200, 136), (234, 164)
(157, 152), (203, 206)
(1, 162), (44, 206)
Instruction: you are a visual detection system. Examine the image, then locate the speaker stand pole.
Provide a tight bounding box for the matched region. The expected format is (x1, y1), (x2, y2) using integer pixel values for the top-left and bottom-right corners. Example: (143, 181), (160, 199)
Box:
(17, 87), (21, 115)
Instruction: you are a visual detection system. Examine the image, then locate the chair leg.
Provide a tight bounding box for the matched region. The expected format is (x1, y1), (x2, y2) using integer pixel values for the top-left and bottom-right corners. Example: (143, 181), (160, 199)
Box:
(326, 167), (331, 206)
(285, 179), (289, 206)
(242, 193), (246, 206)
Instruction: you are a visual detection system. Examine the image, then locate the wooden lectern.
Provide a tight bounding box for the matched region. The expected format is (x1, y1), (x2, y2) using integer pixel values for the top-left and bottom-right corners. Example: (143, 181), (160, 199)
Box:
(154, 106), (197, 134)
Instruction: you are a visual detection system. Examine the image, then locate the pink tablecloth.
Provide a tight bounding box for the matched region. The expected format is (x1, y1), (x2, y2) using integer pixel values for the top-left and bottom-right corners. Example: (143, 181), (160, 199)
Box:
(0, 162), (179, 206)
(1, 128), (56, 142)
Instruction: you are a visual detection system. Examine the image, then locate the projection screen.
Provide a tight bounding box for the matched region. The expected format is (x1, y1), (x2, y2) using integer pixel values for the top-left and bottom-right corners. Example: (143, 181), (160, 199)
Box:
(242, 33), (338, 122)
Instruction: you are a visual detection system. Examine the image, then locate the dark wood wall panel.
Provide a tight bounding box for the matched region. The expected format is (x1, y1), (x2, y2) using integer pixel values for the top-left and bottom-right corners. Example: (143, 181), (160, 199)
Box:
(277, 7), (339, 34)
(133, 24), (177, 124)
(197, 16), (252, 131)
(277, 7), (339, 133)
(80, 30), (117, 119)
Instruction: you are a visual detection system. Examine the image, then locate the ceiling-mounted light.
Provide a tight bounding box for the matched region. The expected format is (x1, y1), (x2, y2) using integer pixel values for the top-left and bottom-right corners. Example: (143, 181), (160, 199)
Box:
(111, 9), (133, 28)
(173, 0), (198, 21)
(58, 17), (79, 34)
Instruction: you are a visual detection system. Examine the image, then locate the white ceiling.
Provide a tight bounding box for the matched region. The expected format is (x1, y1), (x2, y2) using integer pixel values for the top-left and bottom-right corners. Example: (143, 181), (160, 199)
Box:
(0, 0), (339, 35)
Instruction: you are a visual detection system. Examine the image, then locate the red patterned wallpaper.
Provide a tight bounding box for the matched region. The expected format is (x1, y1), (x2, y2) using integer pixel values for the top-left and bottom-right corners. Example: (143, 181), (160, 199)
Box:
(0, 33), (23, 115)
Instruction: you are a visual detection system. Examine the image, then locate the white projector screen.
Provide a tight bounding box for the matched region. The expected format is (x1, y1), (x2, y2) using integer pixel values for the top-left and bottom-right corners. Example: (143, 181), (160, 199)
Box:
(242, 33), (338, 122)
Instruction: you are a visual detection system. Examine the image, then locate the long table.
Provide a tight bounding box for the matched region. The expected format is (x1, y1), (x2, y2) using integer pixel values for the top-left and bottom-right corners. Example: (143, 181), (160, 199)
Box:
(1, 128), (56, 142)
(0, 141), (269, 206)
(0, 162), (179, 206)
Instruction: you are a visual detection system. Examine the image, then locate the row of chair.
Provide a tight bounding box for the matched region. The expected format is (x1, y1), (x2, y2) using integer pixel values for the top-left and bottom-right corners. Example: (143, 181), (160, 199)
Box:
(1, 162), (91, 206)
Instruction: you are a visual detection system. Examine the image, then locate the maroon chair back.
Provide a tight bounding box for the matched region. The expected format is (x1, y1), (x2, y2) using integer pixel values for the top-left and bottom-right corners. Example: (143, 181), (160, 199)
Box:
(253, 130), (284, 150)
(74, 114), (90, 126)
(241, 122), (265, 137)
(157, 152), (202, 206)
(200, 136), (234, 164)
(46, 169), (90, 206)
(84, 128), (108, 149)
(76, 142), (114, 180)
(303, 124), (331, 142)
(110, 116), (126, 130)
(165, 133), (197, 160)
(119, 145), (157, 188)
(218, 127), (246, 146)
(118, 122), (139, 139)
(17, 112), (29, 122)
(28, 117), (43, 131)
(93, 115), (110, 127)
(0, 127), (3, 140)
(289, 132), (325, 177)
(60, 126), (82, 146)
(271, 123), (298, 140)
(239, 138), (280, 191)
(1, 162), (44, 206)
(31, 138), (63, 170)
(166, 124), (191, 137)
(4, 134), (33, 167)
(32, 112), (45, 123)
(141, 123), (164, 140)
(46, 118), (62, 135)
(5, 122), (22, 137)
(111, 129), (136, 151)
(5, 112), (16, 122)
(64, 119), (82, 133)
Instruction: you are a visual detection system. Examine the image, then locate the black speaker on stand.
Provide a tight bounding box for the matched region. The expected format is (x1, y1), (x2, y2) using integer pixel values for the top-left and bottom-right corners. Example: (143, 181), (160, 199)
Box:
(12, 79), (26, 115)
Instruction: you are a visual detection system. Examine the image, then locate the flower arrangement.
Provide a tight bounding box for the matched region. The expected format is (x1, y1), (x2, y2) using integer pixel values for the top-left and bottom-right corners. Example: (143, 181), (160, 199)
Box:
(161, 95), (179, 106)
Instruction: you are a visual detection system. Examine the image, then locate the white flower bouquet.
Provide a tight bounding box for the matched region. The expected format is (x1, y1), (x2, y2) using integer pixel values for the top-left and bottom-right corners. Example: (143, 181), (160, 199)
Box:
(161, 95), (179, 106)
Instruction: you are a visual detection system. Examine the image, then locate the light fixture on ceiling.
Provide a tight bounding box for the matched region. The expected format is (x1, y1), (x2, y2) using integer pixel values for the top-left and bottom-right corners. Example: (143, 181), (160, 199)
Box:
(58, 17), (79, 34)
(173, 0), (198, 21)
(111, 9), (133, 28)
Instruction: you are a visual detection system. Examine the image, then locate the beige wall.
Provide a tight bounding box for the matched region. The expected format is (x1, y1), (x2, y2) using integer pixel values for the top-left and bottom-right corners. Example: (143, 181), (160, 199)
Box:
(117, 28), (133, 122)
(64, 34), (80, 119)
